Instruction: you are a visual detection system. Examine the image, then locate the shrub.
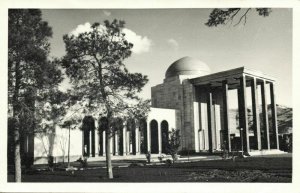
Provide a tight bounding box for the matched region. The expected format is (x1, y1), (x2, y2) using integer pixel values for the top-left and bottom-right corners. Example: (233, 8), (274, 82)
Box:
(167, 129), (181, 163)
(165, 159), (172, 166)
(221, 143), (229, 160)
(77, 156), (88, 169)
(158, 155), (164, 163)
(146, 151), (151, 163)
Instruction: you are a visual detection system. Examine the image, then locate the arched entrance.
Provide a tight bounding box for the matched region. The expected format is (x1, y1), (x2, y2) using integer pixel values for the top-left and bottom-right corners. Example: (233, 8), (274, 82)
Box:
(127, 119), (136, 155)
(150, 120), (158, 153)
(161, 120), (169, 154)
(139, 119), (147, 154)
(82, 116), (96, 157)
(98, 117), (108, 156)
(112, 117), (123, 156)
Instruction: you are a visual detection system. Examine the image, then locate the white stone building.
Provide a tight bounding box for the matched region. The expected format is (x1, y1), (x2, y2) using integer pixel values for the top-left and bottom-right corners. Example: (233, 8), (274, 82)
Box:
(16, 56), (281, 164)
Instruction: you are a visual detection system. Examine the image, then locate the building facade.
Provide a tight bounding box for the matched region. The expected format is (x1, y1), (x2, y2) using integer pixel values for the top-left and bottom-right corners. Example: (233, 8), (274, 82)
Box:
(151, 56), (280, 154)
(17, 56), (281, 164)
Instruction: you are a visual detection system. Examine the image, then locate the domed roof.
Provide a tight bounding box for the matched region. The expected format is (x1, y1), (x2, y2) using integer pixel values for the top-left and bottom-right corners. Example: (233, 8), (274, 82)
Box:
(165, 56), (211, 78)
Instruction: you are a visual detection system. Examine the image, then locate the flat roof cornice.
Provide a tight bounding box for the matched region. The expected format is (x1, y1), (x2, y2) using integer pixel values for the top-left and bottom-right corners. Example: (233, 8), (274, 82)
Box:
(191, 66), (276, 86)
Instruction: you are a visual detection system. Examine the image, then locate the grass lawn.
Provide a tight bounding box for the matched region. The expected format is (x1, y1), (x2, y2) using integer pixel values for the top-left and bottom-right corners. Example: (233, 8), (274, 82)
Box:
(7, 154), (292, 182)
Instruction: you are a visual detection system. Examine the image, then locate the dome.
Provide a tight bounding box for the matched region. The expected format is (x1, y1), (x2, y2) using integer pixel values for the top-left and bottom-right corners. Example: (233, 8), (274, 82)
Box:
(165, 57), (211, 78)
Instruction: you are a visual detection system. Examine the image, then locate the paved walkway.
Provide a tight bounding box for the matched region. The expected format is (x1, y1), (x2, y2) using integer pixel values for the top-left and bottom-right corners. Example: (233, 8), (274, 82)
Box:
(86, 154), (222, 163)
(31, 154), (223, 170)
(31, 152), (290, 171)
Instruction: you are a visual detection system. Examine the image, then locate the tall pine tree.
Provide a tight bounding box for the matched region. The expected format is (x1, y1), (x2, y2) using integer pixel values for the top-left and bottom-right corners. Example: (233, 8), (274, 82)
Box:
(8, 9), (61, 182)
(62, 20), (149, 179)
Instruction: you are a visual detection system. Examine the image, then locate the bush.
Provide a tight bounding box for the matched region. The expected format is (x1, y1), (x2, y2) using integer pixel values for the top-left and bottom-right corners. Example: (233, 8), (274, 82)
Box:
(167, 129), (181, 163)
(158, 155), (164, 163)
(77, 156), (88, 169)
(279, 134), (292, 152)
(146, 151), (151, 163)
(221, 143), (229, 160)
(165, 159), (172, 166)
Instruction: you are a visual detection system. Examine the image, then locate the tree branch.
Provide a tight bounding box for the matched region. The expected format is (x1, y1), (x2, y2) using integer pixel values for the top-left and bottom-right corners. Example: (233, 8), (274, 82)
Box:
(234, 8), (251, 26)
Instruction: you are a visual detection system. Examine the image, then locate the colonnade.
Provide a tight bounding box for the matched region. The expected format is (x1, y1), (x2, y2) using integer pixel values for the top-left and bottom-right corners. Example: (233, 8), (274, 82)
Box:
(87, 121), (142, 156)
(220, 75), (279, 153)
(82, 119), (169, 157)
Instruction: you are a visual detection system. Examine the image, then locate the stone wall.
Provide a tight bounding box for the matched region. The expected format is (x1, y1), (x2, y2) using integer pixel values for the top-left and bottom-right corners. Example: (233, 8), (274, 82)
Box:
(151, 75), (198, 151)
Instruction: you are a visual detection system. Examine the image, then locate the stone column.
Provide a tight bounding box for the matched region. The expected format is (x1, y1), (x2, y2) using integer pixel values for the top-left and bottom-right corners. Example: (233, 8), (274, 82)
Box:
(115, 131), (119, 155)
(200, 103), (209, 151)
(207, 89), (213, 153)
(261, 80), (270, 150)
(147, 121), (151, 152)
(222, 80), (231, 152)
(139, 128), (142, 154)
(193, 102), (200, 153)
(199, 130), (204, 150)
(103, 131), (106, 154)
(126, 131), (130, 154)
(239, 75), (250, 153)
(158, 121), (162, 155)
(110, 134), (114, 155)
(251, 78), (261, 150)
(270, 82), (279, 149)
(95, 122), (99, 156)
(214, 105), (221, 150)
(123, 124), (127, 155)
(89, 131), (92, 156)
(135, 127), (140, 155)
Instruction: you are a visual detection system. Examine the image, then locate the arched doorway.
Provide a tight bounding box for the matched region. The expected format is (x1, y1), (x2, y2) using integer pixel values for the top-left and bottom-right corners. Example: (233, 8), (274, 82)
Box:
(98, 117), (108, 156)
(126, 119), (136, 155)
(112, 117), (123, 156)
(150, 120), (158, 153)
(139, 119), (147, 154)
(161, 120), (169, 154)
(99, 117), (124, 156)
(82, 116), (96, 157)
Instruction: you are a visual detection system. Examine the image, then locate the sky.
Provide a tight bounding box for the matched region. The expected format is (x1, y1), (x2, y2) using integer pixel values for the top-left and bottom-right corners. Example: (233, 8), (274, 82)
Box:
(41, 8), (292, 107)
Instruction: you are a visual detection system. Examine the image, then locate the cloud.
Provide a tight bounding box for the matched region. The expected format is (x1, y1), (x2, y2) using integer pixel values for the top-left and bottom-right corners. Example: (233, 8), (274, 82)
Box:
(167, 38), (179, 50)
(69, 22), (93, 36)
(69, 22), (106, 37)
(103, 10), (111, 16)
(123, 28), (152, 54)
(69, 22), (152, 54)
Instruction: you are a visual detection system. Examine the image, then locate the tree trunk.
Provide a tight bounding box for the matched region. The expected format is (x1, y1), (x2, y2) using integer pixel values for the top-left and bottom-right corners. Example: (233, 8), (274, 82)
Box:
(48, 126), (56, 157)
(105, 131), (113, 179)
(68, 125), (71, 168)
(13, 60), (22, 182)
(14, 123), (21, 182)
